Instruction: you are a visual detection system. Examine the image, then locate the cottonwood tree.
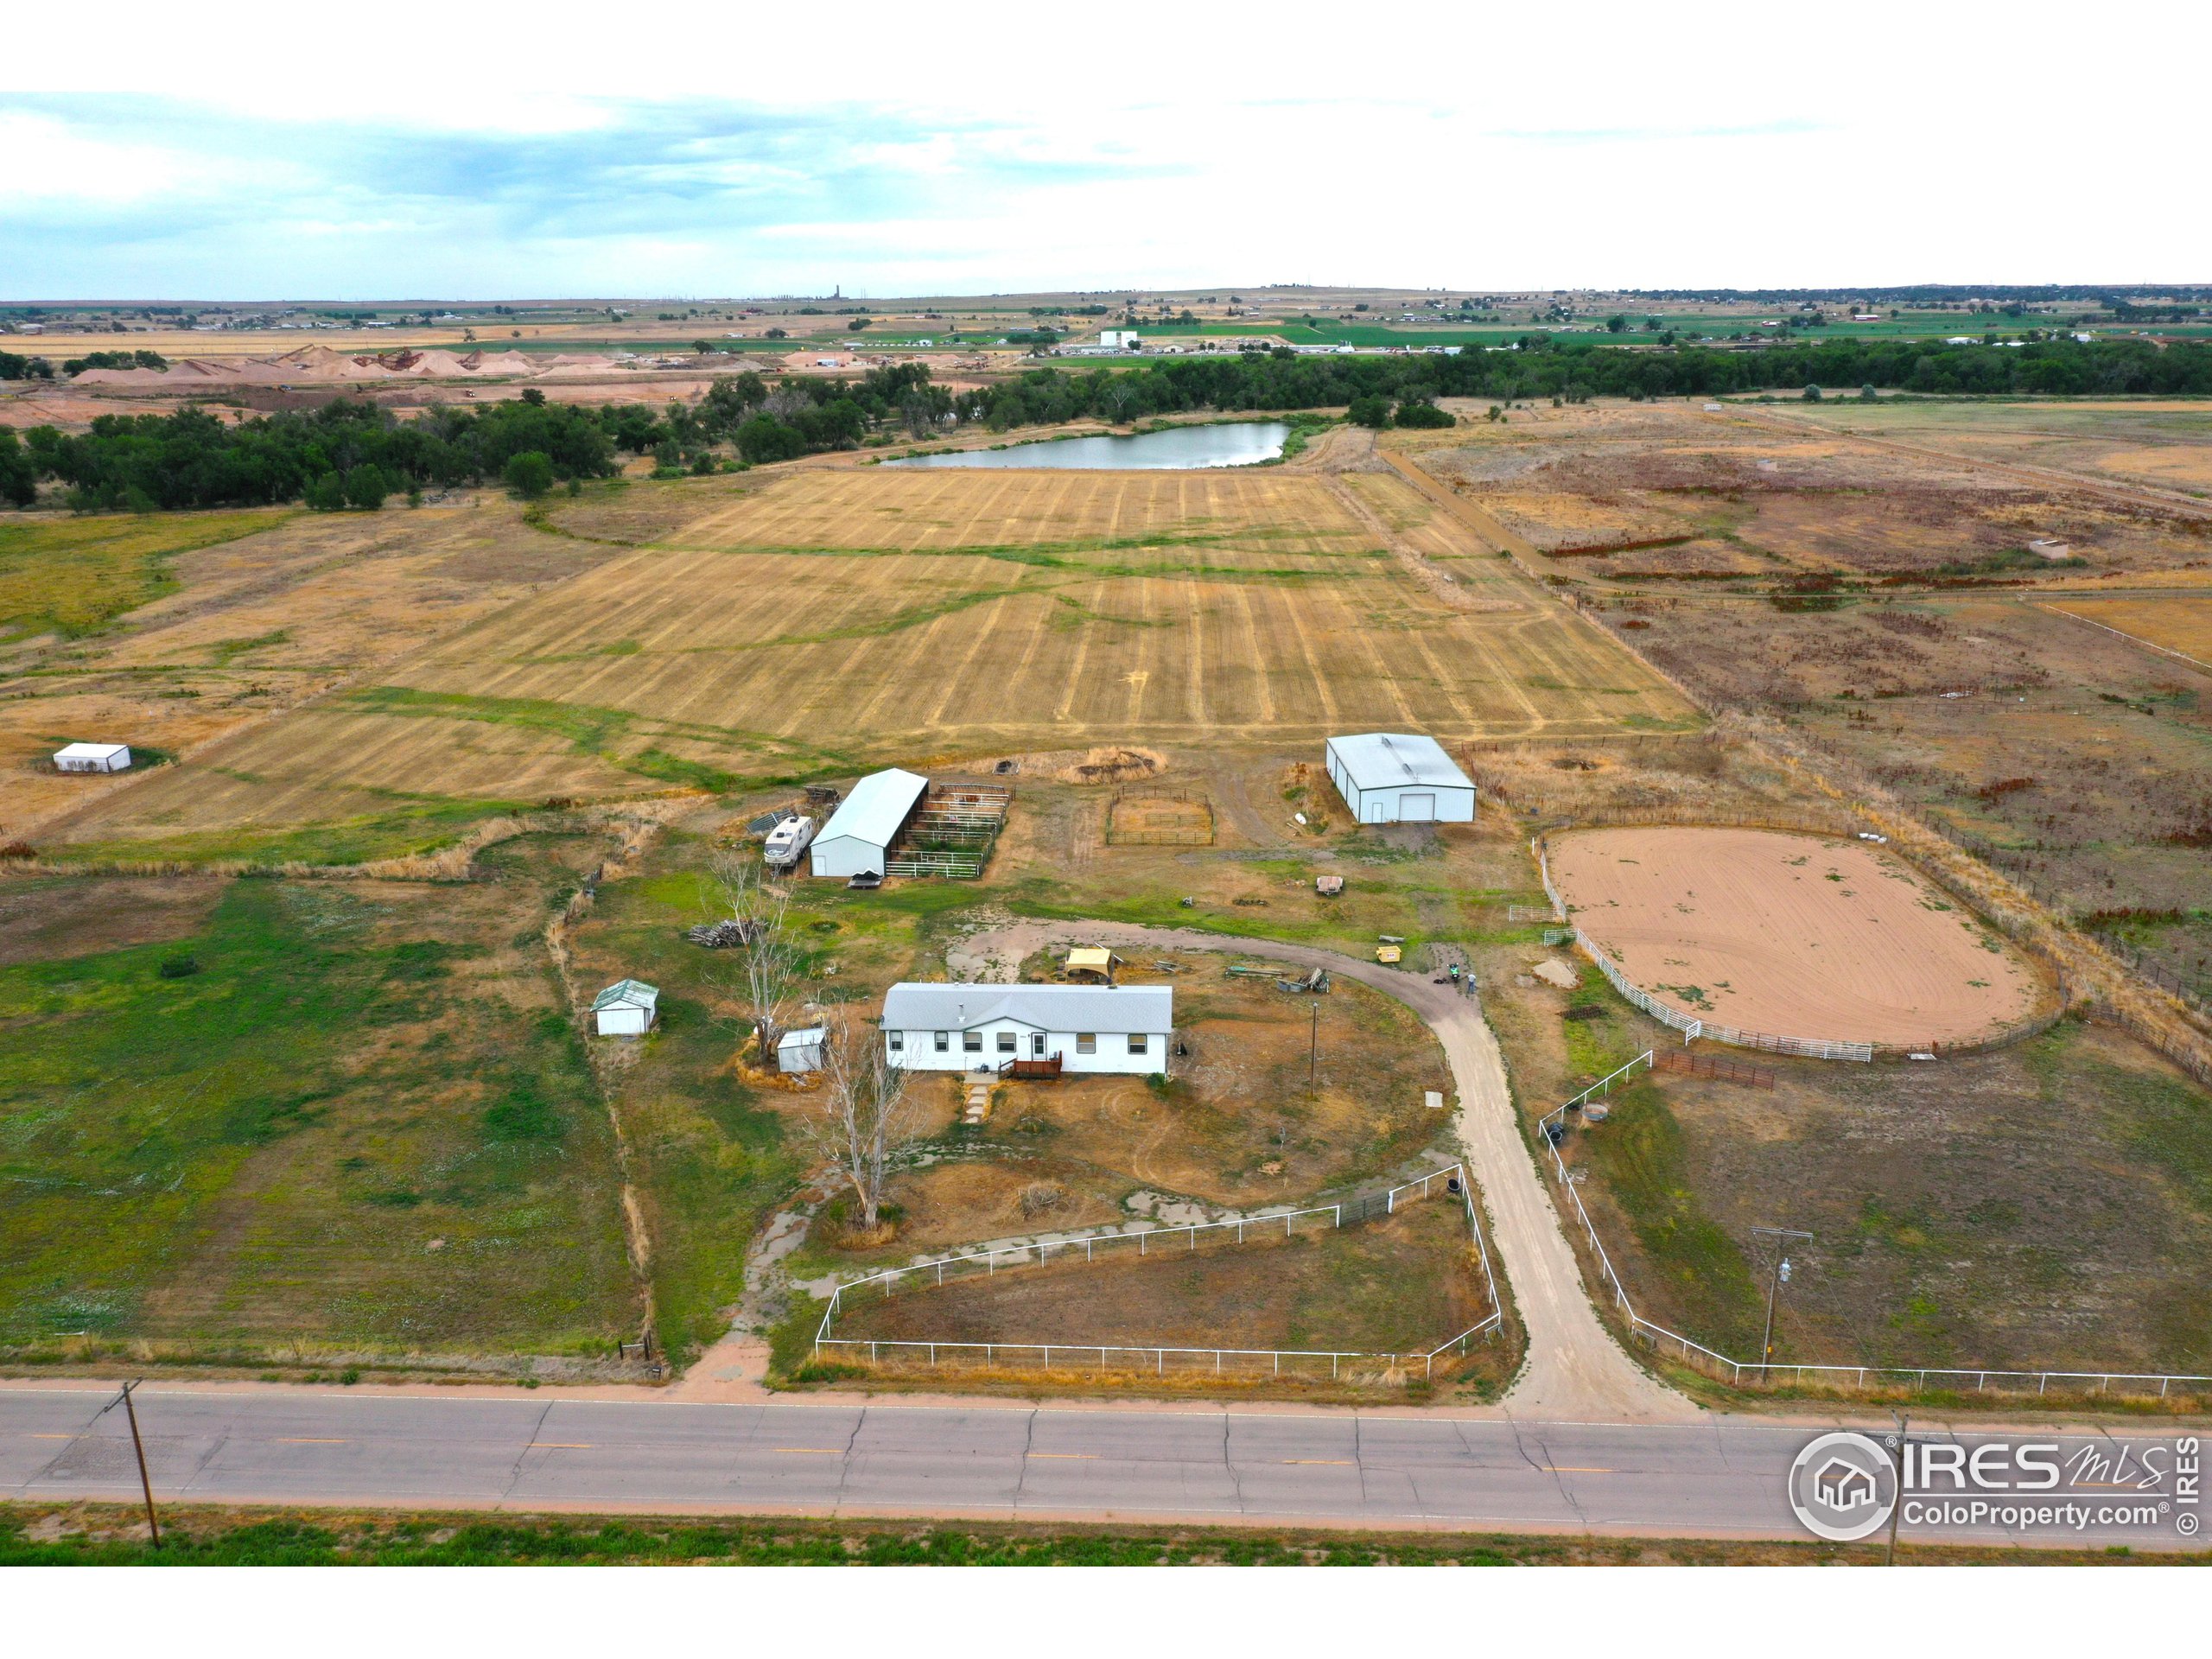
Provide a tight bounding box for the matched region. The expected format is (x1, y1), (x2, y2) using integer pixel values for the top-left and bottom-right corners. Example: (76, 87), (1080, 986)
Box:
(803, 1014), (921, 1229)
(707, 850), (801, 1065)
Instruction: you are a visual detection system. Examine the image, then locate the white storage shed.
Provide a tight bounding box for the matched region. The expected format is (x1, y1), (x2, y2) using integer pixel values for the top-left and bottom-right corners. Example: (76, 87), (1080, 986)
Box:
(880, 982), (1173, 1077)
(809, 768), (928, 879)
(1324, 733), (1476, 824)
(54, 742), (133, 773)
(777, 1026), (827, 1073)
(592, 978), (659, 1037)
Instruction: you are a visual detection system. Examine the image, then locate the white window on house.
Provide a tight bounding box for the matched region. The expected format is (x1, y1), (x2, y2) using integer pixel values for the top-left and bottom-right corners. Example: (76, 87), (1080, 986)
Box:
(1032, 1033), (1046, 1057)
(1077, 1033), (1096, 1054)
(888, 1031), (904, 1051)
(1128, 1033), (1148, 1054)
(996, 1031), (1016, 1053)
(934, 1032), (950, 1052)
(963, 1031), (983, 1052)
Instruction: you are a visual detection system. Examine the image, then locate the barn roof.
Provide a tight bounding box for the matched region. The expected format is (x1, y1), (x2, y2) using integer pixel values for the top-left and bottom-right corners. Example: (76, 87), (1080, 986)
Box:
(882, 982), (1172, 1034)
(54, 741), (130, 762)
(1326, 733), (1472, 793)
(593, 978), (659, 1012)
(815, 768), (928, 849)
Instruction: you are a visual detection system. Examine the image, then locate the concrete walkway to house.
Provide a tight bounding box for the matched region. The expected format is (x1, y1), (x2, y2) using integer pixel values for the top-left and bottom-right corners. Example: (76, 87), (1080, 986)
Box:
(944, 920), (1696, 1424)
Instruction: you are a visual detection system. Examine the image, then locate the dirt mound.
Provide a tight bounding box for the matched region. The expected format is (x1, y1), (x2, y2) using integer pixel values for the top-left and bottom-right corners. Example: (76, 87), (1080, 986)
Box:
(1056, 747), (1166, 785)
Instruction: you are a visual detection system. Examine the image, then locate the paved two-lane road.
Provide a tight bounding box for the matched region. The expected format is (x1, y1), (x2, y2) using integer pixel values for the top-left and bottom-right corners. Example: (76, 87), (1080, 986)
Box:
(3, 1388), (2196, 1550)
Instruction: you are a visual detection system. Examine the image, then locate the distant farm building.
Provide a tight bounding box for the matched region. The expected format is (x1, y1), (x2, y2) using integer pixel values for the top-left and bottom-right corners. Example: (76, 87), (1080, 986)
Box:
(810, 768), (929, 879)
(881, 982), (1173, 1077)
(1097, 329), (1142, 351)
(1325, 733), (1476, 824)
(592, 978), (659, 1037)
(54, 742), (132, 773)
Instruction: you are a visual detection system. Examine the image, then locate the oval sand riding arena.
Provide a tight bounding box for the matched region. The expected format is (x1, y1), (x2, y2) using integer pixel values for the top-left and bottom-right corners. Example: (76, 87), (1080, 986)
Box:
(1546, 827), (2048, 1052)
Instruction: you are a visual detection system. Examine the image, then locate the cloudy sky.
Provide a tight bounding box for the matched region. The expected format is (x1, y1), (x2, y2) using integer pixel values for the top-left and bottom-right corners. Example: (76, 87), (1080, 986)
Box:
(5, 3), (2204, 300)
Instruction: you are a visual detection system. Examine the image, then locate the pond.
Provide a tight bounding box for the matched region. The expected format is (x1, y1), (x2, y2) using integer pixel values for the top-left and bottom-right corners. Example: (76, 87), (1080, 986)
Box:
(885, 421), (1292, 471)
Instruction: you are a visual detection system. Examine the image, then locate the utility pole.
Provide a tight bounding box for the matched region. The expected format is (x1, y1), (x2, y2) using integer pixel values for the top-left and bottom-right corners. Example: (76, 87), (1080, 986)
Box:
(99, 1380), (161, 1548)
(1308, 1001), (1319, 1087)
(1750, 1226), (1814, 1383)
(1885, 1412), (1910, 1565)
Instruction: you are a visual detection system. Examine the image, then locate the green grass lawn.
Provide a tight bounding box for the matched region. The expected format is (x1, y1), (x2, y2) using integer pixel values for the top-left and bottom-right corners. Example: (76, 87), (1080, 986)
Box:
(0, 511), (289, 643)
(0, 866), (635, 1357)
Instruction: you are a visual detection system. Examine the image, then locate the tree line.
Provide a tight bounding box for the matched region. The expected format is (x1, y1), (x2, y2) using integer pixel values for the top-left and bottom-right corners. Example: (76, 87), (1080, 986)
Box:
(3, 338), (2207, 513)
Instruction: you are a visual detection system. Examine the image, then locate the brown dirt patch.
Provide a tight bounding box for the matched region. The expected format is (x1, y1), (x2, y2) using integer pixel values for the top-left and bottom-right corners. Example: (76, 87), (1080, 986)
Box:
(0, 873), (228, 965)
(836, 1198), (1484, 1355)
(1551, 826), (2044, 1047)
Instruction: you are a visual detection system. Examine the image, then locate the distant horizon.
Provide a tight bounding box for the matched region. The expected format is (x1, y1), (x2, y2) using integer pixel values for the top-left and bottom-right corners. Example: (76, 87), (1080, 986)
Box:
(6, 283), (2207, 309)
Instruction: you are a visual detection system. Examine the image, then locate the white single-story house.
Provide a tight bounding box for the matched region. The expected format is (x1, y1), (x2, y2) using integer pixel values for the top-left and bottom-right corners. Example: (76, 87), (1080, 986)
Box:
(592, 978), (659, 1037)
(777, 1025), (827, 1073)
(810, 767), (928, 880)
(54, 742), (132, 773)
(1324, 733), (1477, 824)
(880, 982), (1173, 1077)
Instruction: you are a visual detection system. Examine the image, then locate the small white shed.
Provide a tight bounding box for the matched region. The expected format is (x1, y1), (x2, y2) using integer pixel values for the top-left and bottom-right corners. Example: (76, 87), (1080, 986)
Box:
(1324, 733), (1477, 824)
(777, 1026), (827, 1073)
(592, 978), (659, 1037)
(54, 742), (132, 773)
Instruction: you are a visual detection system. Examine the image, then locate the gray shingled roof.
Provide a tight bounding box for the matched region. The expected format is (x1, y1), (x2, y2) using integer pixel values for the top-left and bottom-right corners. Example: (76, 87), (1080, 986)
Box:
(881, 982), (1172, 1033)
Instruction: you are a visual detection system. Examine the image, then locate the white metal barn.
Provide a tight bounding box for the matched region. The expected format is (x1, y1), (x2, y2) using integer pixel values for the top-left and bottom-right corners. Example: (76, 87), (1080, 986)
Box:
(880, 982), (1173, 1077)
(809, 768), (928, 879)
(1324, 733), (1476, 824)
(777, 1026), (827, 1073)
(592, 978), (659, 1037)
(54, 742), (132, 773)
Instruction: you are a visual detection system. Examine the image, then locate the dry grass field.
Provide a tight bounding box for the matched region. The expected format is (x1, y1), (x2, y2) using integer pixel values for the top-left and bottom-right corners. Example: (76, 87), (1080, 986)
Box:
(1549, 826), (2045, 1048)
(830, 1197), (1487, 1367)
(38, 466), (1690, 861)
(1416, 402), (2212, 582)
(1781, 399), (2212, 499)
(2044, 594), (2212, 670)
(3, 499), (622, 858)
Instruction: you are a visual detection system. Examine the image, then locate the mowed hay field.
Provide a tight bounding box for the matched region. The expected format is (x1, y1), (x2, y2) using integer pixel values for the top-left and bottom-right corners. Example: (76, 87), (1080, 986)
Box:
(1550, 827), (2046, 1048)
(383, 469), (1691, 760)
(48, 467), (1690, 856)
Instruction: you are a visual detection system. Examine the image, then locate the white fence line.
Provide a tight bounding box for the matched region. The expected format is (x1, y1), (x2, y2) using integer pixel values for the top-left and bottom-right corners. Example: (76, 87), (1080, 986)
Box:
(1533, 836), (1876, 1063)
(1534, 1060), (2212, 1400)
(812, 1163), (1505, 1384)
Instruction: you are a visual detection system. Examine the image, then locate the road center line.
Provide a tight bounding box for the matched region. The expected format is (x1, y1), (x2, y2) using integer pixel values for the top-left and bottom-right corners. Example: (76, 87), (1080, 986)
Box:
(1026, 1452), (1098, 1459)
(774, 1447), (845, 1455)
(278, 1438), (351, 1445)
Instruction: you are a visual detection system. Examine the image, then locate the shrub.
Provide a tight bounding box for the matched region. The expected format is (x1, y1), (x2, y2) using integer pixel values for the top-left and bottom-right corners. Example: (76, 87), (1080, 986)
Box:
(159, 955), (200, 978)
(503, 450), (555, 499)
(303, 473), (349, 512)
(1347, 394), (1393, 429)
(1393, 399), (1456, 428)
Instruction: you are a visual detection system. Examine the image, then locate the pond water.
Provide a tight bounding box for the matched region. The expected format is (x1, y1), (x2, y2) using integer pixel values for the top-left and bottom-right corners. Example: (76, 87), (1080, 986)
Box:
(885, 421), (1291, 471)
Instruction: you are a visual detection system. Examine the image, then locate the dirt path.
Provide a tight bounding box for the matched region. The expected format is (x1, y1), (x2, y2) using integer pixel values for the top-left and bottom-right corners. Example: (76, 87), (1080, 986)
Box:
(949, 919), (1697, 1423)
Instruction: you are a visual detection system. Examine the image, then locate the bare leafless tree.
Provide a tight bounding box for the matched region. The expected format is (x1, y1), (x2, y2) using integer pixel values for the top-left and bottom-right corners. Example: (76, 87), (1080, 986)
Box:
(707, 849), (800, 1065)
(803, 1014), (922, 1229)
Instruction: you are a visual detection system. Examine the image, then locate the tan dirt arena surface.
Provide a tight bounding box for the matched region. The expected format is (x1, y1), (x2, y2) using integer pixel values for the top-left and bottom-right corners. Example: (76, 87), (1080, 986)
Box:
(1549, 827), (2045, 1048)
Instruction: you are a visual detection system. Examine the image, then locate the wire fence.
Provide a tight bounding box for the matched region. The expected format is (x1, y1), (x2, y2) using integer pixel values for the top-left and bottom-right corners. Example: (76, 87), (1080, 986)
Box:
(1535, 1056), (2212, 1403)
(812, 1163), (1504, 1384)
